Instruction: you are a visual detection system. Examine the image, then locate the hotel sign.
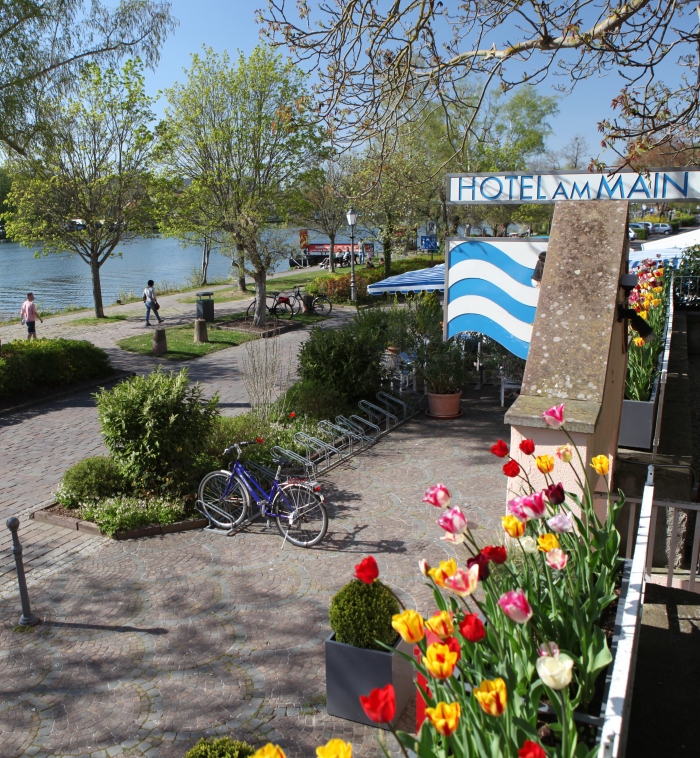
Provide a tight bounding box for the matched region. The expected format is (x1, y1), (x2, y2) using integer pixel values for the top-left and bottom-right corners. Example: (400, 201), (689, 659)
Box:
(447, 169), (700, 204)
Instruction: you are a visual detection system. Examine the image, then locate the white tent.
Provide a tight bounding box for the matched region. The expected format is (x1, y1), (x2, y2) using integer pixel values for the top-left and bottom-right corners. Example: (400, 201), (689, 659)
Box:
(641, 227), (700, 251)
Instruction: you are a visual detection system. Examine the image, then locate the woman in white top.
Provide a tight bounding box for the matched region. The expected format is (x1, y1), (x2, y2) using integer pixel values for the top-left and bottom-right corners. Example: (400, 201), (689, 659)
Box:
(143, 279), (164, 326)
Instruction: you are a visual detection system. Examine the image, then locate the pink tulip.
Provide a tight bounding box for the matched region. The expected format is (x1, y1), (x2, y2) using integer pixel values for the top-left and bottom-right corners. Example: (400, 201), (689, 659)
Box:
(507, 496), (529, 522)
(547, 513), (574, 533)
(498, 589), (533, 624)
(422, 483), (451, 508)
(443, 565), (480, 597)
(507, 492), (546, 521)
(437, 506), (468, 536)
(545, 549), (568, 570)
(542, 403), (565, 429)
(538, 641), (560, 658)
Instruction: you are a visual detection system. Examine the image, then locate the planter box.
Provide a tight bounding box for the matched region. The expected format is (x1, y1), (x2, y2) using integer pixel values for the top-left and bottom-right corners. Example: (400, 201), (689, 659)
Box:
(618, 397), (657, 449)
(325, 633), (413, 729)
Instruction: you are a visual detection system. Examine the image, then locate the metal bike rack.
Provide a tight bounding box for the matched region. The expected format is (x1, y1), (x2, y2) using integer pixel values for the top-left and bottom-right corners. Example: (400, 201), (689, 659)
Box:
(357, 399), (398, 432)
(376, 391), (408, 421)
(293, 432), (344, 472)
(335, 414), (380, 443)
(317, 420), (363, 455)
(269, 445), (317, 478)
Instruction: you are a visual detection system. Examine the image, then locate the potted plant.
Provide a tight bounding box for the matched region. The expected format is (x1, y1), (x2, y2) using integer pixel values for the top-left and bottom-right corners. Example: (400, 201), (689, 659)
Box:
(415, 338), (469, 418)
(325, 556), (414, 728)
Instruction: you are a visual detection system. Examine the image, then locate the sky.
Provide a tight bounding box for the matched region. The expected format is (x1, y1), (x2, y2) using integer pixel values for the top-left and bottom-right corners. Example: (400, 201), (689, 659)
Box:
(145, 0), (678, 163)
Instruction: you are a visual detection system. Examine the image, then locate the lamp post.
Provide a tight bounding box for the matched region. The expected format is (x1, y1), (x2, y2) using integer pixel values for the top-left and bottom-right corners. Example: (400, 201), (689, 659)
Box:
(346, 206), (358, 302)
(642, 204), (647, 223)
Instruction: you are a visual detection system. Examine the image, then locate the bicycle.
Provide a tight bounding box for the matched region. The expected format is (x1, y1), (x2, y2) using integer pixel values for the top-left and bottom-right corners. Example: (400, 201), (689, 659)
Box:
(288, 286), (333, 316)
(246, 291), (294, 319)
(197, 441), (329, 547)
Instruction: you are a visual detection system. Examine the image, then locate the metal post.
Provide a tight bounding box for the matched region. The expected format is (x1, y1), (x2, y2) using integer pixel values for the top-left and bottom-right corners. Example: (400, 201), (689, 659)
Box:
(350, 226), (357, 302)
(6, 517), (39, 626)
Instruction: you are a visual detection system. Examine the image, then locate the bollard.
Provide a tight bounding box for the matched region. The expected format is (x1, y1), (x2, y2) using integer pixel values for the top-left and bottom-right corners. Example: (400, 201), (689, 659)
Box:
(6, 517), (39, 626)
(194, 318), (209, 343)
(152, 326), (167, 356)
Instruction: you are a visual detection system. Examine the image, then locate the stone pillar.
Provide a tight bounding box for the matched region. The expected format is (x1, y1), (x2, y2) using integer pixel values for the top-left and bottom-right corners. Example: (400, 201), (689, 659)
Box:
(194, 318), (209, 343)
(504, 200), (630, 521)
(153, 327), (167, 356)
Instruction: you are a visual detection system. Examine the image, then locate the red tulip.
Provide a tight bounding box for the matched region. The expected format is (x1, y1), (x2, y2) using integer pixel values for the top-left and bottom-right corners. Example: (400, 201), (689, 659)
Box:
(519, 439), (535, 455)
(502, 460), (521, 478)
(443, 636), (461, 661)
(354, 556), (379, 584)
(481, 545), (507, 565)
(490, 440), (509, 458)
(256, 437), (264, 444)
(360, 683), (396, 723)
(289, 412), (296, 419)
(467, 553), (490, 581)
(459, 614), (486, 643)
(518, 740), (546, 758)
(545, 482), (565, 505)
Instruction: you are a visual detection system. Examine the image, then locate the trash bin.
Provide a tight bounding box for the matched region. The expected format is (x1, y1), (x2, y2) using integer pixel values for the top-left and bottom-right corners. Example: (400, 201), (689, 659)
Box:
(196, 291), (215, 322)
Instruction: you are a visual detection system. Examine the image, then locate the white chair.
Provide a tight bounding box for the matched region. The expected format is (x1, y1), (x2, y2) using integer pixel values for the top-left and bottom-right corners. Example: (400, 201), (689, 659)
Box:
(500, 374), (522, 406)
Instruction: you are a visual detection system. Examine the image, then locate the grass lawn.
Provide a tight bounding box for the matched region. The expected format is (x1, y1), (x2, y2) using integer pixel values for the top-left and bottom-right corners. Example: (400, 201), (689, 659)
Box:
(178, 269), (328, 304)
(215, 311), (330, 327)
(71, 314), (130, 326)
(117, 323), (256, 360)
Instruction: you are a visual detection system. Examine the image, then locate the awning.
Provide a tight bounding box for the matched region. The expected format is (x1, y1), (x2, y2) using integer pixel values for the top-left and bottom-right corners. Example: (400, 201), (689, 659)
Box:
(367, 264), (445, 295)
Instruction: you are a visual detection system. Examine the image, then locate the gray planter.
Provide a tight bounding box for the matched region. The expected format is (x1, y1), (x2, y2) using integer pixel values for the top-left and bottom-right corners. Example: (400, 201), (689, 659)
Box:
(325, 633), (414, 729)
(618, 396), (658, 449)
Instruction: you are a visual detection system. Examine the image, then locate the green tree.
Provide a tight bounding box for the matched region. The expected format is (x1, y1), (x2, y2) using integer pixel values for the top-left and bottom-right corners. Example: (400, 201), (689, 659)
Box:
(158, 46), (323, 325)
(7, 60), (157, 317)
(0, 1), (174, 156)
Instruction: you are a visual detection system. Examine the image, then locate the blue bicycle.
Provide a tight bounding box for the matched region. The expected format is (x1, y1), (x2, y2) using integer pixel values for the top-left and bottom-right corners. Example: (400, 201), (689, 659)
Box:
(197, 441), (329, 547)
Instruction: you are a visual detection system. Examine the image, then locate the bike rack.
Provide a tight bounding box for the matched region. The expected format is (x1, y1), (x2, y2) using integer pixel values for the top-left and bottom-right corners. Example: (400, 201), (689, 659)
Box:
(357, 399), (398, 432)
(335, 414), (380, 443)
(376, 391), (409, 421)
(293, 432), (344, 472)
(318, 420), (364, 455)
(269, 445), (317, 478)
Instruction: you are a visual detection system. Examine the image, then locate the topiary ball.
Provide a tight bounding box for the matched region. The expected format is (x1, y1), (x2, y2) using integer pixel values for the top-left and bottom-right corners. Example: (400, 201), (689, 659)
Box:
(184, 737), (255, 758)
(329, 579), (399, 651)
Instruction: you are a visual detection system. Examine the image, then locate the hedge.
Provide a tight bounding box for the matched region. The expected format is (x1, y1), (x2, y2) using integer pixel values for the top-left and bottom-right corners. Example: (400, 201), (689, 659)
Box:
(0, 338), (113, 398)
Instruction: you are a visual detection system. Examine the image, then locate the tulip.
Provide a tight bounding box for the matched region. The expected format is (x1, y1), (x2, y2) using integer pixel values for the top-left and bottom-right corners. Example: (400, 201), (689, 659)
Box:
(490, 439), (509, 457)
(422, 483), (451, 508)
(547, 513), (573, 533)
(536, 654), (574, 690)
(437, 506), (468, 539)
(537, 533), (560, 553)
(443, 565), (479, 597)
(316, 740), (352, 758)
(354, 556), (379, 584)
(473, 678), (507, 716)
(425, 610), (454, 640)
(507, 496), (530, 522)
(519, 438), (536, 455)
(633, 337), (645, 347)
(481, 545), (507, 564)
(498, 589), (533, 624)
(253, 745), (286, 758)
(518, 740), (547, 758)
(425, 701), (461, 737)
(542, 403), (565, 428)
(545, 548), (568, 570)
(538, 641), (560, 658)
(359, 683), (396, 723)
(419, 559), (431, 577)
(519, 536), (538, 553)
(289, 412), (296, 419)
(392, 609), (425, 643)
(467, 553), (490, 580)
(428, 558), (457, 587)
(509, 492), (546, 520)
(545, 482), (565, 505)
(423, 642), (459, 679)
(444, 635), (461, 661)
(536, 454), (555, 475)
(503, 459), (521, 478)
(556, 444), (573, 463)
(459, 613), (486, 643)
(502, 515), (525, 538)
(590, 455), (610, 476)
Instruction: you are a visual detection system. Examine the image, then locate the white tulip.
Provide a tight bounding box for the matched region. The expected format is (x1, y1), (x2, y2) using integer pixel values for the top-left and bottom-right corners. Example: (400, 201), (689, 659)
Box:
(536, 654), (574, 690)
(520, 535), (538, 554)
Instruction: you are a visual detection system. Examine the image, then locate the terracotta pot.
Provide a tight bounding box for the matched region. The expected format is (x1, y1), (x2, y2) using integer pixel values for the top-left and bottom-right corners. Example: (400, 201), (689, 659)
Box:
(427, 391), (462, 417)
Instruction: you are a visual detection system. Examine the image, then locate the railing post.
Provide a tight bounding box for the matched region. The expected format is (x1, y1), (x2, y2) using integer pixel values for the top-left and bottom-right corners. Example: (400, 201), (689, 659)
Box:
(6, 517), (39, 627)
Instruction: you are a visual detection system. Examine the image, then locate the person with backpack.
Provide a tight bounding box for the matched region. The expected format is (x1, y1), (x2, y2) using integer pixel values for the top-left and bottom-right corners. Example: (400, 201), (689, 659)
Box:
(143, 280), (164, 326)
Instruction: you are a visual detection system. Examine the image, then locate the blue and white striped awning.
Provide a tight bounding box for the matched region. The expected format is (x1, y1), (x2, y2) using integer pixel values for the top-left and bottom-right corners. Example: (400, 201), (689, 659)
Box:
(367, 265), (445, 295)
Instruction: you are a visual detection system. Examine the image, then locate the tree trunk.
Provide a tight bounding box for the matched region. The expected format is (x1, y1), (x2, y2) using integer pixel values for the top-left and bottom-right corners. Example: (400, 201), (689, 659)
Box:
(236, 250), (247, 291)
(329, 233), (336, 273)
(201, 237), (211, 284)
(253, 269), (266, 327)
(90, 257), (105, 318)
(383, 226), (392, 279)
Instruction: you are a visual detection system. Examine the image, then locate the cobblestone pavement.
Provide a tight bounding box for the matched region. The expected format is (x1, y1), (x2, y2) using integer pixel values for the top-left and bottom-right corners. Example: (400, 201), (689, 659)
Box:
(0, 390), (509, 758)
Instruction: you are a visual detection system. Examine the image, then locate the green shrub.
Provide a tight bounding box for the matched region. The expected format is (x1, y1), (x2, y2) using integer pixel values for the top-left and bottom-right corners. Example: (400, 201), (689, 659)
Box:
(329, 579), (399, 650)
(678, 213), (698, 227)
(0, 338), (112, 398)
(283, 380), (353, 420)
(80, 496), (188, 537)
(95, 367), (219, 494)
(185, 738), (255, 758)
(55, 456), (127, 508)
(634, 227), (647, 240)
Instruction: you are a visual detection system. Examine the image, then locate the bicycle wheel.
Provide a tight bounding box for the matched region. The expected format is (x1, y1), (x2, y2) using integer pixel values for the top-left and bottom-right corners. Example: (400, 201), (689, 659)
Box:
(273, 484), (328, 547)
(290, 294), (303, 315)
(198, 471), (249, 529)
(272, 301), (294, 319)
(313, 296), (332, 316)
(246, 300), (257, 318)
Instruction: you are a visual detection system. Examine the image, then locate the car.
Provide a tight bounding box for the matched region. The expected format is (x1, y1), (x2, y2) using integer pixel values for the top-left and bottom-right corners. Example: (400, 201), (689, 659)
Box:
(629, 223), (645, 230)
(627, 227), (637, 240)
(652, 223), (673, 235)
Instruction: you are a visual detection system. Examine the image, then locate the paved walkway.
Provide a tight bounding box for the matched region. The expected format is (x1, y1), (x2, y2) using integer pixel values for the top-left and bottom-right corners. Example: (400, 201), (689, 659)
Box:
(1, 287), (509, 757)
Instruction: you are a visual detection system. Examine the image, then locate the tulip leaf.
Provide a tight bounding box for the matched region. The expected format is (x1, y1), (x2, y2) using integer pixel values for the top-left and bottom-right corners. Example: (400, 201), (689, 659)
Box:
(588, 627), (613, 677)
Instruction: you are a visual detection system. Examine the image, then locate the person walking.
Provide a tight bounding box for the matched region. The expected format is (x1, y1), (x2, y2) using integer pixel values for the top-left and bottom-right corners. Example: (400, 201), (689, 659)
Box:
(143, 280), (164, 326)
(20, 293), (43, 340)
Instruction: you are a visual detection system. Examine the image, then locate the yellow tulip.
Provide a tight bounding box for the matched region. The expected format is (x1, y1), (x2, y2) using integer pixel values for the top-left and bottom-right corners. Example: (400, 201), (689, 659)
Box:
(253, 745), (286, 758)
(536, 454), (555, 474)
(502, 515), (525, 538)
(473, 678), (507, 716)
(652, 298), (661, 307)
(590, 454), (610, 476)
(653, 286), (663, 293)
(423, 642), (459, 679)
(556, 444), (573, 463)
(392, 609), (425, 643)
(638, 310), (648, 319)
(316, 740), (352, 758)
(633, 337), (645, 347)
(428, 558), (457, 587)
(425, 610), (454, 640)
(537, 533), (560, 552)
(425, 701), (461, 736)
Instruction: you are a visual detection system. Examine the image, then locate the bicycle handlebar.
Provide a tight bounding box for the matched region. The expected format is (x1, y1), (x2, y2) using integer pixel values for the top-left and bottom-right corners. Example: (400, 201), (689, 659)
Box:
(223, 439), (263, 457)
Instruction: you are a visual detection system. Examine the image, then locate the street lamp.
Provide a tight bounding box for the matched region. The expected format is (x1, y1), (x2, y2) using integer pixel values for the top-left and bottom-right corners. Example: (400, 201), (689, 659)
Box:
(346, 206), (358, 302)
(642, 204), (647, 222)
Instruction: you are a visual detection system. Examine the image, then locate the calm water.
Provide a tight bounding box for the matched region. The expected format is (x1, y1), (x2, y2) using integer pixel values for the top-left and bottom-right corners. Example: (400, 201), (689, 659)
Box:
(0, 236), (293, 318)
